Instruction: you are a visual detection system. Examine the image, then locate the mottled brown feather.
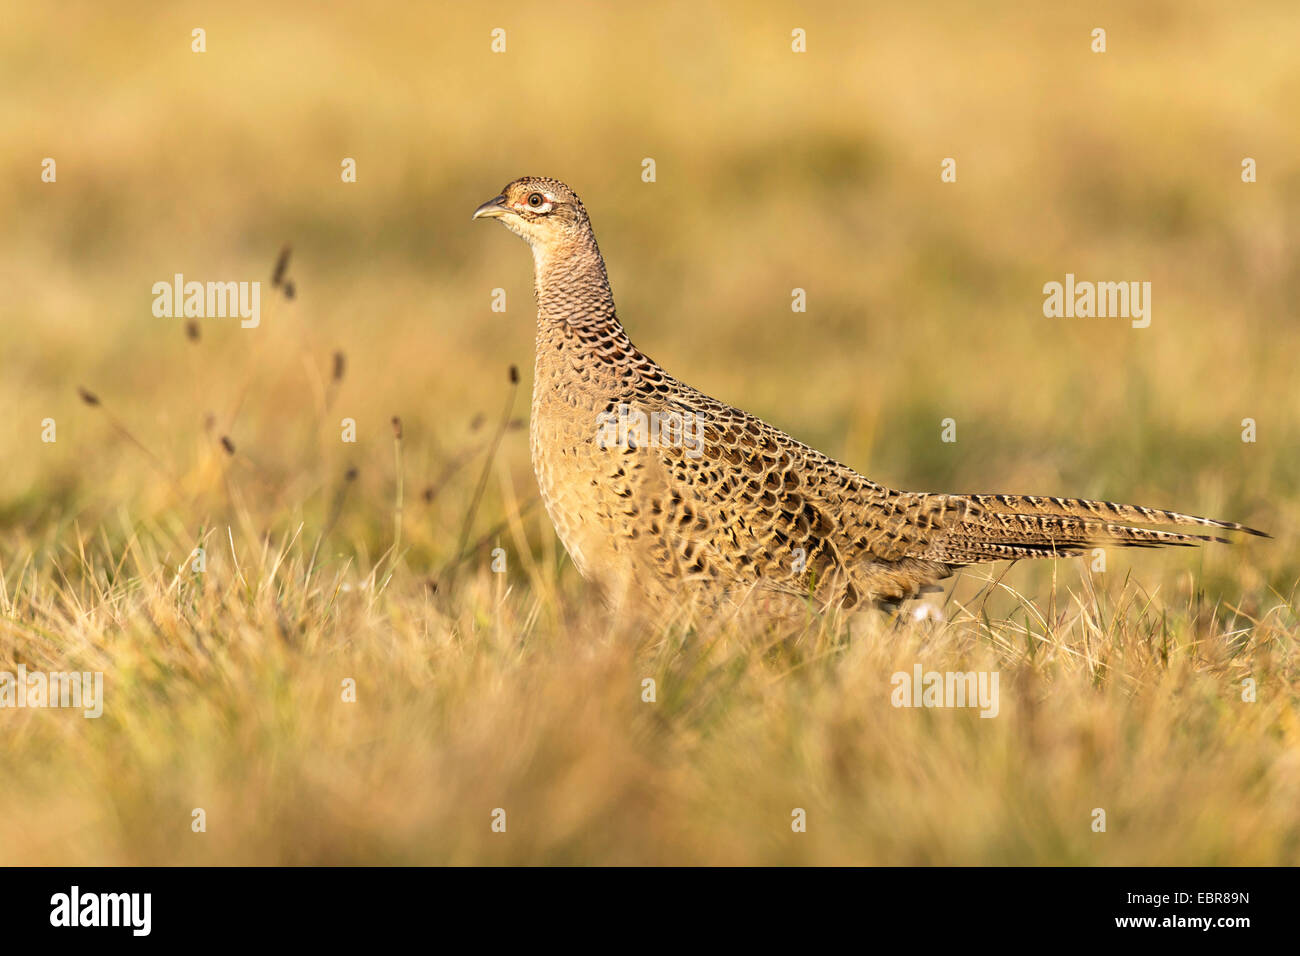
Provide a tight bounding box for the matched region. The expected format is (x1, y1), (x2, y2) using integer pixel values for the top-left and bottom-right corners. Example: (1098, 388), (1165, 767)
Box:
(475, 177), (1266, 611)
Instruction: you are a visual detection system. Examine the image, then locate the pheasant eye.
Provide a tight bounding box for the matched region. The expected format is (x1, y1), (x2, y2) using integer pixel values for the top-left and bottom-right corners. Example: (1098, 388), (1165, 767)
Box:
(527, 192), (545, 207)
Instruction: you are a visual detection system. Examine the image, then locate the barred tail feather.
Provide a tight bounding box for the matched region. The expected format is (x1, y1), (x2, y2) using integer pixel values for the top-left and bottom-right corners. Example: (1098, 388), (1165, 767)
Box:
(964, 493), (1267, 536)
(931, 493), (1267, 566)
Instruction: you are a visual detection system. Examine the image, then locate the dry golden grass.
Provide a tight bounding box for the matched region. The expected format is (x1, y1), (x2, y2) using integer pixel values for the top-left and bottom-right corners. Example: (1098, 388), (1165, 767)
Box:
(2, 517), (1296, 864)
(0, 0), (1297, 864)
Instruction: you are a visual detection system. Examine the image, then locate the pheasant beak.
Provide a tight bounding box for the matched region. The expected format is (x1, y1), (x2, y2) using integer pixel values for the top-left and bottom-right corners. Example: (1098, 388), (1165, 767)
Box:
(472, 195), (510, 221)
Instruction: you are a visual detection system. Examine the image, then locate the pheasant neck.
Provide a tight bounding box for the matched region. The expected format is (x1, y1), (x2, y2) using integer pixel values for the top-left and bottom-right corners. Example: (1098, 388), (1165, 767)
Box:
(531, 234), (624, 335)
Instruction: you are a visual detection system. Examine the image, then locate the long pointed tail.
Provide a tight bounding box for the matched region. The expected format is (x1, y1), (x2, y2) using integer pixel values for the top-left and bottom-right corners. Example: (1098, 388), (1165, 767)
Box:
(931, 492), (1267, 565)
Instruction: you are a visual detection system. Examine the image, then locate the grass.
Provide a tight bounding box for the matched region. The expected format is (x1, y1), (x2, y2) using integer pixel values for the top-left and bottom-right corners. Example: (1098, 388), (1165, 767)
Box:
(2, 515), (1295, 864)
(0, 0), (1297, 864)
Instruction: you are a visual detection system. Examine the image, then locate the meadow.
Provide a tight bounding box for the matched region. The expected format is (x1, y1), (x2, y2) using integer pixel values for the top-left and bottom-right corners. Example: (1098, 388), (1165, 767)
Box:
(0, 0), (1297, 864)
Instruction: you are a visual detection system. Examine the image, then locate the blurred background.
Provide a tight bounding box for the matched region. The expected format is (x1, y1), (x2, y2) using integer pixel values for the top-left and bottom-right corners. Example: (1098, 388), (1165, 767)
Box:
(2, 1), (1296, 572)
(0, 1), (1297, 864)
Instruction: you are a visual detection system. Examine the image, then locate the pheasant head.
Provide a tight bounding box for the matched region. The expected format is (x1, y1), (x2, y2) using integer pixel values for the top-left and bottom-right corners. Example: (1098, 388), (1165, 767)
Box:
(473, 176), (612, 317)
(473, 176), (592, 247)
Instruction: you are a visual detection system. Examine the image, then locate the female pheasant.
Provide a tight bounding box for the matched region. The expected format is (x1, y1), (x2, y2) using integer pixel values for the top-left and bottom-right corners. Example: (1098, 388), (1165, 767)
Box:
(473, 176), (1264, 611)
